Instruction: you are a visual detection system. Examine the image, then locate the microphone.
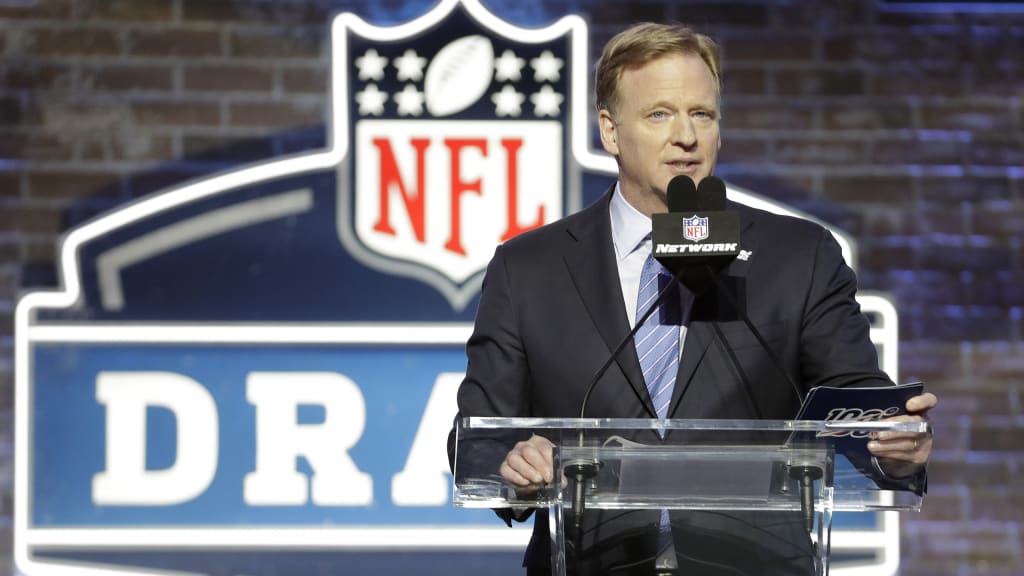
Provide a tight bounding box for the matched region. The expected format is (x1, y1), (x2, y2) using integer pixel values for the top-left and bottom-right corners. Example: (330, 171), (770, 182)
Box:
(667, 172), (698, 212)
(652, 176), (740, 290)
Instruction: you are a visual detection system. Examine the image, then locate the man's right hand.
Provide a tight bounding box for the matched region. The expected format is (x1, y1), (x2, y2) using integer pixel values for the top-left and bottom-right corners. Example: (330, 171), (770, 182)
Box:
(500, 434), (554, 490)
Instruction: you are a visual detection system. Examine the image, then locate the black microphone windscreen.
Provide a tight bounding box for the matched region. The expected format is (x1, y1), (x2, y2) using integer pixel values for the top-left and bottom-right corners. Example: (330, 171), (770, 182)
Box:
(696, 176), (727, 211)
(667, 175), (697, 212)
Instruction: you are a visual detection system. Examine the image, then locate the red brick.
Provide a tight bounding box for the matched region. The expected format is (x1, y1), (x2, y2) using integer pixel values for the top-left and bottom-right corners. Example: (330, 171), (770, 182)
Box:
(28, 171), (122, 200)
(871, 137), (963, 166)
(0, 241), (18, 266)
(2, 63), (75, 91)
(868, 64), (966, 99)
(0, 0), (71, 19)
(970, 422), (1024, 452)
(229, 100), (323, 128)
(0, 310), (11, 342)
(125, 168), (218, 199)
(79, 0), (173, 20)
(921, 103), (1015, 132)
(281, 67), (327, 94)
(721, 36), (813, 62)
(180, 1), (249, 22)
(822, 175), (913, 204)
(77, 133), (175, 163)
(775, 68), (865, 96)
(969, 136), (1024, 166)
(184, 65), (274, 92)
(0, 172), (20, 198)
(774, 3), (869, 29)
(885, 271), (963, 309)
(229, 28), (325, 59)
(588, 4), (668, 27)
(973, 205), (1024, 239)
(972, 63), (1023, 97)
(0, 96), (22, 125)
(0, 130), (75, 162)
(714, 136), (769, 164)
(0, 205), (65, 235)
(718, 101), (815, 130)
(913, 492), (966, 522)
(26, 28), (121, 57)
(942, 386), (1017, 418)
(928, 458), (1012, 488)
(822, 101), (913, 130)
(22, 238), (59, 267)
(128, 29), (222, 58)
(920, 240), (1012, 271)
(917, 176), (1011, 203)
(774, 137), (868, 165)
(913, 201), (970, 235)
(973, 344), (1024, 387)
(825, 32), (965, 62)
(861, 207), (914, 237)
(182, 2), (329, 25)
(133, 100), (221, 127)
(182, 135), (275, 163)
(715, 172), (815, 203)
(856, 242), (915, 271)
(83, 65), (174, 92)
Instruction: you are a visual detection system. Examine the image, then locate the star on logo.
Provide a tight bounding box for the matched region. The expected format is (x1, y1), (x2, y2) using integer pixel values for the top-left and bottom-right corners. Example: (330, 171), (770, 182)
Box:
(393, 49), (428, 82)
(530, 85), (564, 117)
(494, 49), (525, 82)
(355, 84), (388, 116)
(394, 84), (425, 116)
(356, 49), (389, 81)
(530, 50), (563, 82)
(491, 84), (525, 117)
(738, 250), (753, 261)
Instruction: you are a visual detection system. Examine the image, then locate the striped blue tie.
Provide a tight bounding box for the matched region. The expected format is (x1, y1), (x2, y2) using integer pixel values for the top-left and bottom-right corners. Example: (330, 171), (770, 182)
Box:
(636, 253), (682, 566)
(635, 253), (680, 419)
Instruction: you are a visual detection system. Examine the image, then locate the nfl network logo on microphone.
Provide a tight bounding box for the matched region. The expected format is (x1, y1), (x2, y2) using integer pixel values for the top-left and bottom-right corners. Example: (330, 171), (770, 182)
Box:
(13, 1), (905, 574)
(683, 215), (710, 243)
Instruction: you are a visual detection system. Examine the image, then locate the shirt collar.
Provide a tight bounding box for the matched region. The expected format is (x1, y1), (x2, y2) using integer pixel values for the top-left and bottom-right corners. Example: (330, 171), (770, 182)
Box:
(609, 182), (653, 261)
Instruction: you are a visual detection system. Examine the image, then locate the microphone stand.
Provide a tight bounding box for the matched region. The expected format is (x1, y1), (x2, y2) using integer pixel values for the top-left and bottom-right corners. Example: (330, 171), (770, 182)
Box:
(568, 264), (688, 567)
(701, 263), (822, 535)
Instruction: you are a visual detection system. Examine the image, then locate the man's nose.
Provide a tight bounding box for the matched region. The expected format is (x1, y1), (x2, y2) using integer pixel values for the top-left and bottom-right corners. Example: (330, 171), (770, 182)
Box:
(672, 115), (697, 148)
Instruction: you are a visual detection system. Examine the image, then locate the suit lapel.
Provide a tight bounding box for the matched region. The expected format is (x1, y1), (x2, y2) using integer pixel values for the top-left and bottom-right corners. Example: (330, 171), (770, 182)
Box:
(563, 192), (656, 417)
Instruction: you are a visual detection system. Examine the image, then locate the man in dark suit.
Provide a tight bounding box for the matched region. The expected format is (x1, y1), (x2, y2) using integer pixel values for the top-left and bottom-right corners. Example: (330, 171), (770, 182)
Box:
(450, 22), (936, 575)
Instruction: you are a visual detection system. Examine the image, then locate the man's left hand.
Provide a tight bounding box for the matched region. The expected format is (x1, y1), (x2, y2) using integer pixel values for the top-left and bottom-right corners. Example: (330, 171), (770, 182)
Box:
(867, 392), (937, 465)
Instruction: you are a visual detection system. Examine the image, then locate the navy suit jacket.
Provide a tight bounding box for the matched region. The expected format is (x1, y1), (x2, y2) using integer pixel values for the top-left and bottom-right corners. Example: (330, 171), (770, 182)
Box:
(449, 189), (892, 572)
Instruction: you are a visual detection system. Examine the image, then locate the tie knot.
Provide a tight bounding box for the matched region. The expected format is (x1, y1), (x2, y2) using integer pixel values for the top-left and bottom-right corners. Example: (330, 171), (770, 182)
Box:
(638, 254), (681, 326)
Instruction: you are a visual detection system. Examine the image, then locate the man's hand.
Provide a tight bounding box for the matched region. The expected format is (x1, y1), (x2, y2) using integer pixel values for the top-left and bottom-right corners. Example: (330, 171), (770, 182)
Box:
(500, 434), (554, 491)
(867, 392), (937, 465)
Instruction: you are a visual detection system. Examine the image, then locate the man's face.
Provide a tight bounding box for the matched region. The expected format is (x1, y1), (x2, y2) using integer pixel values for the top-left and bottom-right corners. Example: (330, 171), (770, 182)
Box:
(598, 52), (721, 216)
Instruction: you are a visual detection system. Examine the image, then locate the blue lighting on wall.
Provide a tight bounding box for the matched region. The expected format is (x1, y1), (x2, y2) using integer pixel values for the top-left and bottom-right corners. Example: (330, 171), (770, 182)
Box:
(878, 0), (1024, 13)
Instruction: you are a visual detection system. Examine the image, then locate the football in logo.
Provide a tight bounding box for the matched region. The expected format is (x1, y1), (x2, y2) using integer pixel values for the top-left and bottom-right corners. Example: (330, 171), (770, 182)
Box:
(424, 35), (495, 116)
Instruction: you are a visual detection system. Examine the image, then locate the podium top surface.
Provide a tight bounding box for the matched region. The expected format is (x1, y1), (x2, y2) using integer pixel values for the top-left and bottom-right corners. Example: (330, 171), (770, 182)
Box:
(460, 417), (930, 434)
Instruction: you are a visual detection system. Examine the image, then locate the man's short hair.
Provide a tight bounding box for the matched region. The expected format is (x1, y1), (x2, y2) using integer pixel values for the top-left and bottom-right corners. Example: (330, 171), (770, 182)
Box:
(595, 22), (722, 116)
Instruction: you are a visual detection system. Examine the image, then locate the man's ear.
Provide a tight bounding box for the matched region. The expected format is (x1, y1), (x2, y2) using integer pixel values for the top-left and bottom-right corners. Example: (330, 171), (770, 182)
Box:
(598, 108), (619, 156)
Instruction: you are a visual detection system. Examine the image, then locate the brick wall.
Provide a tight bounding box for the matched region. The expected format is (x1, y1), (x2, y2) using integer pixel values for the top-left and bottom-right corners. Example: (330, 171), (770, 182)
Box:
(1, 0), (1022, 574)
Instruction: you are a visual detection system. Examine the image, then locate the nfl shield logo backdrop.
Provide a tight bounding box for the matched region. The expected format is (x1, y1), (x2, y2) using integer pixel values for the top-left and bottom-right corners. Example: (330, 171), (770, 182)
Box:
(339, 6), (572, 310)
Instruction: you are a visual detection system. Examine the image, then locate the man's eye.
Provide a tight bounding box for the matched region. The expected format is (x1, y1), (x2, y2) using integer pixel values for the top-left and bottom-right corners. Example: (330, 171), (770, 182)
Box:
(649, 111), (668, 120)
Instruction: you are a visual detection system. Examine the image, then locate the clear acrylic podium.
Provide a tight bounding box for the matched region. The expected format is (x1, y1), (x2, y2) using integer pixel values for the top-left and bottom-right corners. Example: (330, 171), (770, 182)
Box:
(452, 417), (928, 575)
